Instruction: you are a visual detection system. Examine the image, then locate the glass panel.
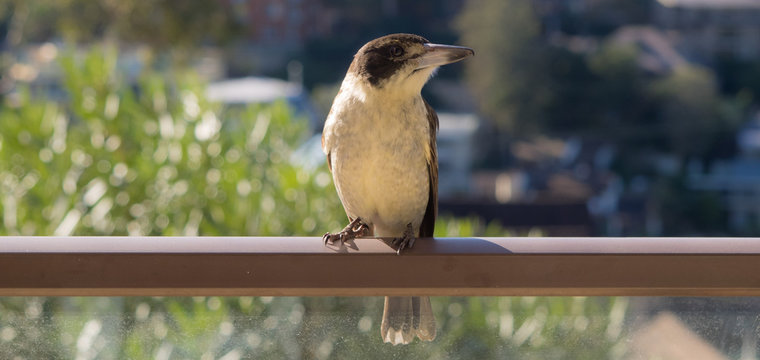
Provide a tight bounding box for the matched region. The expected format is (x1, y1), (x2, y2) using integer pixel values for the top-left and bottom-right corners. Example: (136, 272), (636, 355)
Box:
(1, 297), (757, 359)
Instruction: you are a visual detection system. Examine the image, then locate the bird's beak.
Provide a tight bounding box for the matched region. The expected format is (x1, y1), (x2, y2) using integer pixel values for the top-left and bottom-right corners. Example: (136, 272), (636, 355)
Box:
(416, 43), (475, 70)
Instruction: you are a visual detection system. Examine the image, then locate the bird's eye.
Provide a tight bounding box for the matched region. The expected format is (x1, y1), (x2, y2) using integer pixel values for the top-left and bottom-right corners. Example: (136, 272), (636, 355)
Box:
(388, 45), (404, 57)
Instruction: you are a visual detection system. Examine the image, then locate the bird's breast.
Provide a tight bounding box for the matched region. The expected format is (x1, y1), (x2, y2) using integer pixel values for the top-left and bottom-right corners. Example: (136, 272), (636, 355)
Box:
(325, 94), (431, 237)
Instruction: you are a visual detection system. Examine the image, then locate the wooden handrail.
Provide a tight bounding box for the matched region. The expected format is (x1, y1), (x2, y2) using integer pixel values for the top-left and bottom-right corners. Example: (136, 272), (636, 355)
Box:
(2, 236), (760, 296)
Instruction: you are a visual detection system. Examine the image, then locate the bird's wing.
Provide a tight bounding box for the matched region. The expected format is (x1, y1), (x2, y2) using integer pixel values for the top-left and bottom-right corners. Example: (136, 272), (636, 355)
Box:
(419, 99), (438, 238)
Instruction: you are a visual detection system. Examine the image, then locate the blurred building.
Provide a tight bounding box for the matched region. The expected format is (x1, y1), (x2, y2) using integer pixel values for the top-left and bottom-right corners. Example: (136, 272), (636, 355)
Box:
(207, 76), (301, 104)
(437, 113), (480, 198)
(223, 0), (336, 75)
(447, 136), (653, 237)
(235, 0), (335, 45)
(439, 200), (594, 236)
(653, 0), (760, 63)
(689, 112), (760, 232)
(2, 43), (63, 99)
(206, 76), (319, 129)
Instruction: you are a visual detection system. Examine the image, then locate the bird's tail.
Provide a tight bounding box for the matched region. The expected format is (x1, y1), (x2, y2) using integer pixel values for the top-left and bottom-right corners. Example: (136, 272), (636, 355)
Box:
(380, 296), (436, 345)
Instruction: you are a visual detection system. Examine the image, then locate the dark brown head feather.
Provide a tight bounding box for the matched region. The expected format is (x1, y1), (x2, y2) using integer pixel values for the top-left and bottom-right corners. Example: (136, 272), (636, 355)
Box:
(349, 33), (429, 87)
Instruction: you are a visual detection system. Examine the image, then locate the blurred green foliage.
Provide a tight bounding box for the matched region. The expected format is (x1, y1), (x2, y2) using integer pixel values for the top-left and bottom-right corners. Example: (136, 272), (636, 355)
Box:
(0, 0), (243, 49)
(0, 46), (346, 237)
(0, 296), (628, 359)
(0, 49), (624, 358)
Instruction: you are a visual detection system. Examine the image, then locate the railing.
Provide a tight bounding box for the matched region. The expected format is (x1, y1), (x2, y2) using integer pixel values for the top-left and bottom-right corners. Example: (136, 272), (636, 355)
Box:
(2, 236), (760, 296)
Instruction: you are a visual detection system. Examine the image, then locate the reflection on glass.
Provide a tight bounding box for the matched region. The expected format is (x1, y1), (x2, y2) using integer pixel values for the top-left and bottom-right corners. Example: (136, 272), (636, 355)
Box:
(2, 297), (758, 359)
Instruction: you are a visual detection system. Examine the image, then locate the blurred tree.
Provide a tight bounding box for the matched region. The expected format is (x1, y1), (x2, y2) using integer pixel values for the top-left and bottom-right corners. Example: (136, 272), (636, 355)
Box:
(587, 44), (652, 136)
(650, 65), (741, 160)
(587, 44), (744, 165)
(654, 175), (727, 236)
(651, 65), (719, 157)
(540, 47), (597, 134)
(715, 56), (760, 103)
(0, 0), (243, 49)
(456, 3), (744, 164)
(455, 0), (549, 136)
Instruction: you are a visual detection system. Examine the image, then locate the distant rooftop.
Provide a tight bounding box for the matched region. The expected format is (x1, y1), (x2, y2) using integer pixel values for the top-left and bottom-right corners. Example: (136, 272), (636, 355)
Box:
(206, 77), (302, 104)
(438, 113), (479, 134)
(657, 0), (760, 9)
(609, 26), (687, 74)
(628, 312), (728, 360)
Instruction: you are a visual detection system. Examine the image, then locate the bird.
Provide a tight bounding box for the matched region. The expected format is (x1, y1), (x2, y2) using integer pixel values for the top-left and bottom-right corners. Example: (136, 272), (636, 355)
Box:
(320, 33), (474, 345)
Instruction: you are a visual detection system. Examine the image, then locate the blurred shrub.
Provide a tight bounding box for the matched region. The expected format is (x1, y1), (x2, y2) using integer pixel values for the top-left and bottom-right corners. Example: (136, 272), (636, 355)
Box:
(0, 46), (345, 237)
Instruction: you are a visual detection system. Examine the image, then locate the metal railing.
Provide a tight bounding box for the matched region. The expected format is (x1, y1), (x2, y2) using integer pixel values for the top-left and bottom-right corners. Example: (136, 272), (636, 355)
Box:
(2, 236), (760, 296)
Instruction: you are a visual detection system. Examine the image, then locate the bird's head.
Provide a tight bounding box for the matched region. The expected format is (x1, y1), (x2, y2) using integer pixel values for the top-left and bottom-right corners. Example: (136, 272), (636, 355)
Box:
(348, 33), (474, 97)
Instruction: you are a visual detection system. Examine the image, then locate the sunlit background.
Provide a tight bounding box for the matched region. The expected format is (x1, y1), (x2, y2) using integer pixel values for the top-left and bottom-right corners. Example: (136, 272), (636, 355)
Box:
(2, 0), (760, 358)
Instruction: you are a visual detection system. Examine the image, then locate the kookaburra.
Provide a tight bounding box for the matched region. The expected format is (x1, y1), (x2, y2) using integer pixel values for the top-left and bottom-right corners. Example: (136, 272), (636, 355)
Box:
(321, 33), (474, 345)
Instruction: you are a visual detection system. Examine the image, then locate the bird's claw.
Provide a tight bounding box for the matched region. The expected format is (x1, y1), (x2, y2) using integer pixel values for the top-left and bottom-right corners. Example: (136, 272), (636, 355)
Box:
(391, 223), (416, 255)
(323, 217), (369, 245)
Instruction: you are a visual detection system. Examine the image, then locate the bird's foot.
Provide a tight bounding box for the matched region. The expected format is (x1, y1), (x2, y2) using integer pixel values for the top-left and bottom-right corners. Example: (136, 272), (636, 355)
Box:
(391, 223), (416, 255)
(323, 217), (369, 245)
